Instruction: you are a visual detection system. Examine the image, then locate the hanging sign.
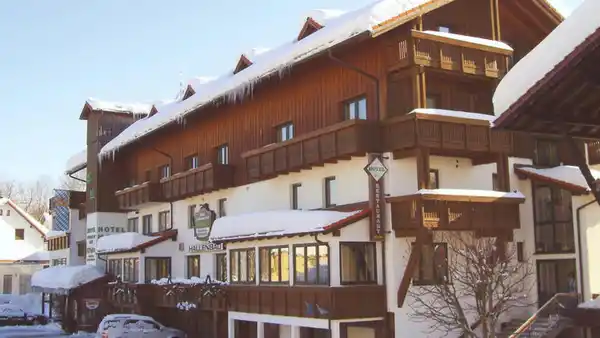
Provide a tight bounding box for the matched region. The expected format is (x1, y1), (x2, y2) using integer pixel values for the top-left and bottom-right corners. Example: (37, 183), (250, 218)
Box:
(364, 155), (387, 241)
(193, 204), (216, 241)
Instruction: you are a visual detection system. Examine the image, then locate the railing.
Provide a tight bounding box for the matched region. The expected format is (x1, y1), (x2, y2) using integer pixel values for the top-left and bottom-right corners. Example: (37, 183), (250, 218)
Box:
(588, 141), (600, 165)
(159, 163), (234, 201)
(115, 181), (164, 210)
(509, 293), (579, 338)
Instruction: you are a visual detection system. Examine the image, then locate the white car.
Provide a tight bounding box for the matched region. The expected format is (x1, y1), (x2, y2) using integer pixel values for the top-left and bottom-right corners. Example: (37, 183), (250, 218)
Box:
(96, 314), (186, 338)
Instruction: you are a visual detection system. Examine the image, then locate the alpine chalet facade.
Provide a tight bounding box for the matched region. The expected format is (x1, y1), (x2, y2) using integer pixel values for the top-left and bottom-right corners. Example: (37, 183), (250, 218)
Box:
(59, 0), (597, 336)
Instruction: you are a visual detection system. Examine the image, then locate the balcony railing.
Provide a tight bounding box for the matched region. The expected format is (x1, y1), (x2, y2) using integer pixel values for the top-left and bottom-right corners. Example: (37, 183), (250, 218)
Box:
(588, 141), (600, 165)
(160, 163), (234, 201)
(393, 30), (512, 78)
(389, 193), (523, 237)
(115, 181), (164, 210)
(110, 283), (386, 320)
(382, 112), (513, 158)
(241, 120), (380, 181)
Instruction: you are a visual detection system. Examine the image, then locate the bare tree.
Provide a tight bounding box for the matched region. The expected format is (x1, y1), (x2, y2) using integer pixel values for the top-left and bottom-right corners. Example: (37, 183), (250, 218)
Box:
(58, 170), (86, 192)
(0, 176), (54, 221)
(407, 232), (534, 338)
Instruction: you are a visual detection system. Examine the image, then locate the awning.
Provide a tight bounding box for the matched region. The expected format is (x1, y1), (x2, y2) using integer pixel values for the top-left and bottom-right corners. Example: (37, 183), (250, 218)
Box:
(209, 209), (370, 243)
(31, 265), (106, 295)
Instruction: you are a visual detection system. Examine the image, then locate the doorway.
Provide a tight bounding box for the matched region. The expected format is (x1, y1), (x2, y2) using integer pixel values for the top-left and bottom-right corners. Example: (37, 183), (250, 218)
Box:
(536, 259), (576, 306)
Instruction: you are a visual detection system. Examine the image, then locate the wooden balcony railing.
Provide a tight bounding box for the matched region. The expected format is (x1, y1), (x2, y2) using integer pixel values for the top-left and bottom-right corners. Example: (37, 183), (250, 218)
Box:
(115, 181), (164, 210)
(389, 192), (523, 237)
(110, 283), (386, 320)
(393, 30), (512, 78)
(382, 112), (513, 158)
(588, 141), (600, 165)
(160, 163), (234, 201)
(241, 120), (380, 181)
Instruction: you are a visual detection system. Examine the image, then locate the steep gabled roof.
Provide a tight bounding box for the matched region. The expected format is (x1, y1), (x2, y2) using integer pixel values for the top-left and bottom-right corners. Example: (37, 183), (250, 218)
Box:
(233, 55), (253, 74)
(297, 17), (324, 41)
(0, 198), (48, 238)
(79, 98), (152, 120)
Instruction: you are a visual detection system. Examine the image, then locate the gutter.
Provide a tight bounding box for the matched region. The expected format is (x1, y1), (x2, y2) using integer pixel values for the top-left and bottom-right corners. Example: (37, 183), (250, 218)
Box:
(576, 198), (595, 301)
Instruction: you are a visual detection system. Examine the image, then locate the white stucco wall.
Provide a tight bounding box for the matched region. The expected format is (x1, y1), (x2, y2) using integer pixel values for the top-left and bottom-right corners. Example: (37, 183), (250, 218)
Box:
(0, 263), (46, 295)
(0, 204), (46, 262)
(86, 212), (128, 268)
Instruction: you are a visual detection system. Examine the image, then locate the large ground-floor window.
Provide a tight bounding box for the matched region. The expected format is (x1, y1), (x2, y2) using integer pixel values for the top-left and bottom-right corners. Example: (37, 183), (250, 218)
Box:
(145, 257), (171, 283)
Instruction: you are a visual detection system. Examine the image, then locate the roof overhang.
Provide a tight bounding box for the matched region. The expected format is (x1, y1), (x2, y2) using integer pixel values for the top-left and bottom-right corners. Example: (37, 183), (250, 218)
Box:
(387, 189), (526, 204)
(98, 230), (178, 255)
(514, 165), (597, 195)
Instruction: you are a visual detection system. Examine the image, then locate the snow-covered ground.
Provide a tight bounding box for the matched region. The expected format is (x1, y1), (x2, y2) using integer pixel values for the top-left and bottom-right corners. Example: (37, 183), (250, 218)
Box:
(0, 323), (94, 337)
(0, 293), (45, 315)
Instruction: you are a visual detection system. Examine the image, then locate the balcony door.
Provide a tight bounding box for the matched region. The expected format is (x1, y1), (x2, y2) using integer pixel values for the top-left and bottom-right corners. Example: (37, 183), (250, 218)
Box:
(536, 259), (576, 307)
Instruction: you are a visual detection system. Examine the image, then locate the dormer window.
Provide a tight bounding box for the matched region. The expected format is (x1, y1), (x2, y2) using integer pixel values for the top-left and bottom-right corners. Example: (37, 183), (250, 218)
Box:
(297, 17), (323, 41)
(233, 55), (252, 74)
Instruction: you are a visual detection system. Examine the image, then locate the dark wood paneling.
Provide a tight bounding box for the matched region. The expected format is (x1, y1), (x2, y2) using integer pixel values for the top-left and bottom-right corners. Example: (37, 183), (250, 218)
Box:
(160, 163), (234, 201)
(115, 182), (164, 210)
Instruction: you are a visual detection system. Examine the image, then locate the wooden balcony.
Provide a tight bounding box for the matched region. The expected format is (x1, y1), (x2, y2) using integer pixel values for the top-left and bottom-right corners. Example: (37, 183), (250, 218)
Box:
(588, 141), (600, 165)
(382, 111), (513, 159)
(115, 181), (164, 210)
(160, 163), (234, 201)
(242, 120), (380, 181)
(388, 191), (523, 237)
(392, 30), (512, 78)
(120, 284), (386, 320)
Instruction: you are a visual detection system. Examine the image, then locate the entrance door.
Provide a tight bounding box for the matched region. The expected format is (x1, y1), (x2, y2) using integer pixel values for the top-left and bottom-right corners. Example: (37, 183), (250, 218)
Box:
(537, 259), (576, 306)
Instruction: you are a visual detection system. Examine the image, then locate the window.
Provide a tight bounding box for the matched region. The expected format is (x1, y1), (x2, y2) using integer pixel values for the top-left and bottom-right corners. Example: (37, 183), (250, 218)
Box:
(145, 257), (171, 283)
(159, 165), (171, 180)
(144, 170), (151, 182)
(215, 253), (227, 282)
(277, 122), (294, 142)
(186, 255), (201, 278)
(291, 183), (302, 210)
(185, 155), (199, 170)
(123, 258), (139, 283)
(324, 176), (336, 208)
(3, 275), (12, 294)
(217, 144), (229, 165)
(259, 246), (290, 283)
(517, 242), (525, 262)
(158, 211), (170, 231)
(294, 244), (329, 285)
(51, 258), (67, 266)
(218, 198), (227, 218)
(127, 218), (139, 233)
(413, 243), (448, 285)
(428, 169), (439, 189)
(438, 25), (451, 33)
(492, 173), (499, 191)
(535, 139), (560, 167)
(108, 259), (123, 278)
(426, 93), (441, 109)
(340, 242), (377, 284)
(230, 249), (256, 283)
(142, 215), (153, 235)
(5, 210), (8, 216)
(14, 229), (24, 241)
(533, 184), (574, 253)
(0, 210), (3, 216)
(188, 205), (196, 228)
(76, 241), (85, 257)
(344, 97), (367, 120)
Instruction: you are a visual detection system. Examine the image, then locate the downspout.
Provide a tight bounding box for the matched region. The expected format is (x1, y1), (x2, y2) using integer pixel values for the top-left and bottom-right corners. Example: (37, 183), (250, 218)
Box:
(149, 147), (174, 231)
(576, 199), (595, 301)
(327, 50), (390, 334)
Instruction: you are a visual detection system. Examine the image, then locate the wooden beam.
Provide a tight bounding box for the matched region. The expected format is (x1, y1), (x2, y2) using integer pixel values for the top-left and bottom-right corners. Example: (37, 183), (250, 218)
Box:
(416, 147), (430, 189)
(495, 154), (510, 192)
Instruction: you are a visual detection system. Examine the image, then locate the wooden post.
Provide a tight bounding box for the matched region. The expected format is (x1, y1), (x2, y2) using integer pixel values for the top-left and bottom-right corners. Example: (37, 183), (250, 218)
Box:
(495, 154), (510, 192)
(416, 147), (431, 189)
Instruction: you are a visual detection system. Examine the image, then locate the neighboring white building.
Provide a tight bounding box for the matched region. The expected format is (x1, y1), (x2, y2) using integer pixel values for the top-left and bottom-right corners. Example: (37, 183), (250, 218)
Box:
(0, 198), (49, 295)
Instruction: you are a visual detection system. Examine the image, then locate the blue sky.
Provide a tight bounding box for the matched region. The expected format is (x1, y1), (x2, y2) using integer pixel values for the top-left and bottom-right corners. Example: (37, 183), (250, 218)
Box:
(0, 0), (582, 183)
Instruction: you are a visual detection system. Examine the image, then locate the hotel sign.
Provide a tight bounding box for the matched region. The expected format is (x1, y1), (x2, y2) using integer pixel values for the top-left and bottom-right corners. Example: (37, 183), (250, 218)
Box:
(364, 155), (387, 241)
(193, 203), (216, 241)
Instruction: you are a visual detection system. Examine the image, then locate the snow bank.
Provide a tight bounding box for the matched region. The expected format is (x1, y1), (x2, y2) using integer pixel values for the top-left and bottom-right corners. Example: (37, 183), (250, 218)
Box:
(410, 108), (496, 122)
(493, 0), (594, 116)
(209, 209), (364, 242)
(45, 230), (67, 239)
(31, 265), (105, 294)
(65, 149), (87, 174)
(99, 0), (449, 159)
(417, 189), (525, 199)
(96, 232), (157, 254)
(0, 293), (43, 315)
(516, 165), (600, 192)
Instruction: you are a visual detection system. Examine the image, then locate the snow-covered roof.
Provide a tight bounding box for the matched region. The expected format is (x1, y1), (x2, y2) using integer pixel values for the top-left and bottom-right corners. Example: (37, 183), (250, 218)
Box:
(65, 149), (87, 174)
(45, 230), (68, 239)
(417, 30), (513, 52)
(579, 297), (600, 309)
(493, 0), (593, 117)
(98, 0), (455, 159)
(16, 250), (50, 262)
(416, 188), (525, 200)
(85, 98), (153, 116)
(96, 230), (178, 254)
(305, 9), (347, 26)
(0, 198), (48, 237)
(209, 209), (369, 243)
(515, 165), (600, 193)
(31, 265), (105, 294)
(409, 108), (496, 123)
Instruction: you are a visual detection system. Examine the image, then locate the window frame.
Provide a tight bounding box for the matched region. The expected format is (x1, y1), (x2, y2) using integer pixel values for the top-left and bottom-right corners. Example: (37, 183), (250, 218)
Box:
(428, 169), (439, 189)
(532, 182), (575, 254)
(215, 253), (227, 282)
(259, 246), (290, 284)
(158, 211), (170, 232)
(127, 218), (139, 233)
(14, 229), (24, 241)
(76, 241), (86, 257)
(492, 173), (499, 191)
(276, 122), (295, 142)
(412, 242), (449, 286)
(123, 258), (139, 283)
(188, 205), (196, 228)
(186, 255), (201, 279)
(324, 176), (336, 208)
(142, 215), (153, 235)
(5, 210), (8, 216)
(107, 259), (123, 278)
(218, 198), (227, 218)
(291, 183), (302, 210)
(229, 248), (256, 284)
(217, 144), (229, 165)
(144, 257), (172, 283)
(343, 96), (367, 120)
(158, 164), (171, 180)
(534, 138), (560, 167)
(339, 242), (377, 285)
(184, 154), (200, 170)
(293, 243), (330, 286)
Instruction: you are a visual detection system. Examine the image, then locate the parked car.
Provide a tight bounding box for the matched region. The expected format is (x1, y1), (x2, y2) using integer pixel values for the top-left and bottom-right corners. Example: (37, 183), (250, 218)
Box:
(96, 314), (186, 338)
(0, 304), (48, 326)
